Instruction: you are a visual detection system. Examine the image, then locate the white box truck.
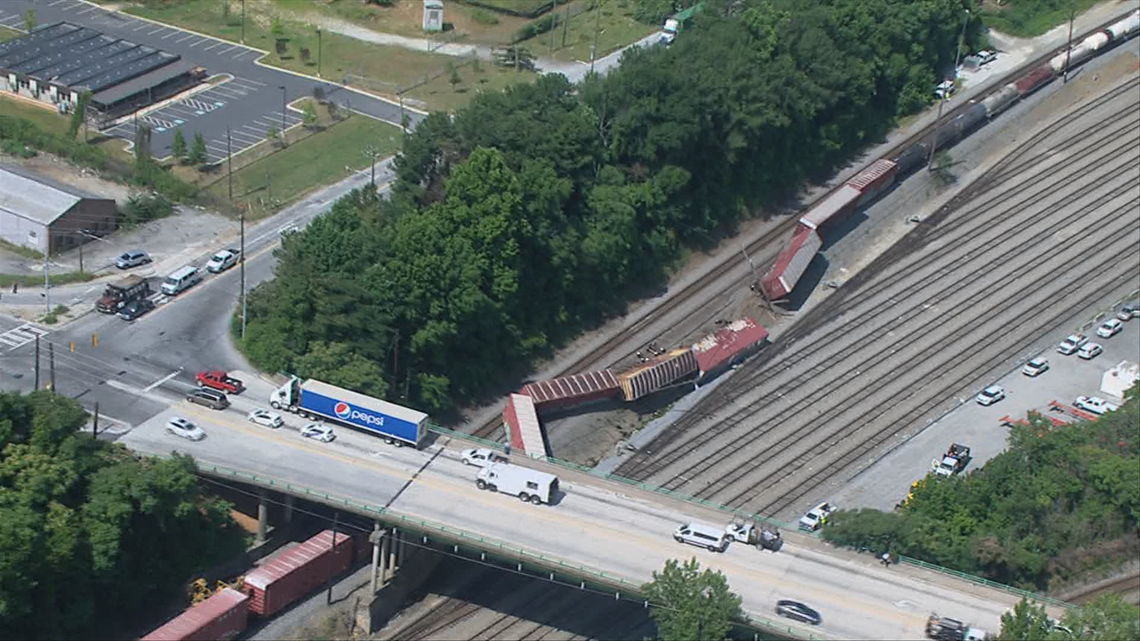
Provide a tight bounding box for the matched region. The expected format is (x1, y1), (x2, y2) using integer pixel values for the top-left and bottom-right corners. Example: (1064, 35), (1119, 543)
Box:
(475, 463), (559, 505)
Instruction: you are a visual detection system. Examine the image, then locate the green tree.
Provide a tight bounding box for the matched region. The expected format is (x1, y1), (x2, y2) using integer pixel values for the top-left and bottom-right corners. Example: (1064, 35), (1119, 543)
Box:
(133, 123), (152, 168)
(301, 101), (317, 127)
(67, 90), (91, 140)
(998, 598), (1052, 641)
(23, 9), (35, 31)
(295, 341), (389, 399)
(1059, 594), (1140, 640)
(188, 132), (208, 165)
(641, 557), (742, 641)
(170, 127), (187, 162)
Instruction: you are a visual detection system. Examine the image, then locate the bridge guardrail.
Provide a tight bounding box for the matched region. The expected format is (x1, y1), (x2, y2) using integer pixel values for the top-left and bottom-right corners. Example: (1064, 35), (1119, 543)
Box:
(200, 462), (822, 640)
(427, 424), (1075, 610)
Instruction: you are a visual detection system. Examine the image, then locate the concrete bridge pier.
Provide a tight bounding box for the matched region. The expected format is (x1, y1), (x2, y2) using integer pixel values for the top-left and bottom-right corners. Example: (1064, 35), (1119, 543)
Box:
(256, 488), (268, 544)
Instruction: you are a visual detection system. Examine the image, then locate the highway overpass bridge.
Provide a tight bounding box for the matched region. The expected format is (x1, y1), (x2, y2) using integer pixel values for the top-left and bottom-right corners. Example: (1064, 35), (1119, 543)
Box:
(118, 381), (1069, 641)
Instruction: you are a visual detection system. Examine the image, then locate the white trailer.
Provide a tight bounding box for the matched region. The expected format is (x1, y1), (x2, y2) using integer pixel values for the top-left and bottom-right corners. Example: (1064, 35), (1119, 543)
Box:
(475, 463), (559, 505)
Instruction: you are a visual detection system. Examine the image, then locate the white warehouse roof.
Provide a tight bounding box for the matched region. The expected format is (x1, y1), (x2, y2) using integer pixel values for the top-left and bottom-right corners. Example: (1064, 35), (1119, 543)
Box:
(0, 165), (106, 226)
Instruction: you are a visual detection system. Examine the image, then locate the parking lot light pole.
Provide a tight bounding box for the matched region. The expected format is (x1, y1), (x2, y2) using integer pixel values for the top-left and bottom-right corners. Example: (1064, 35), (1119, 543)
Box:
(279, 86), (287, 143)
(317, 28), (322, 78)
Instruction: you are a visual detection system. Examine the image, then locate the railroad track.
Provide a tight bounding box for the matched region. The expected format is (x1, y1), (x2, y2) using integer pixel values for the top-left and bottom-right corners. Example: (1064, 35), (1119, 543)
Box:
(615, 98), (1140, 484)
(466, 11), (1139, 442)
(615, 89), (1140, 516)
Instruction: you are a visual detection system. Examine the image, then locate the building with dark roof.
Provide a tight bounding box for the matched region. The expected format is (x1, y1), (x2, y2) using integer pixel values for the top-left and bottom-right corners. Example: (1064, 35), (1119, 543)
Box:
(1, 22), (204, 121)
(0, 165), (117, 255)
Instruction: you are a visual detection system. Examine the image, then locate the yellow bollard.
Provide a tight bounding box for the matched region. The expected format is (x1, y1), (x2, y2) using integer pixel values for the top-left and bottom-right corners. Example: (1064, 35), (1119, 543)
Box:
(91, 333), (98, 347)
(69, 341), (75, 352)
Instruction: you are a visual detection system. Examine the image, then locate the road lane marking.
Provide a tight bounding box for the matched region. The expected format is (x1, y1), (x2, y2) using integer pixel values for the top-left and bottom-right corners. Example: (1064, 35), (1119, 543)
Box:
(144, 370), (182, 392)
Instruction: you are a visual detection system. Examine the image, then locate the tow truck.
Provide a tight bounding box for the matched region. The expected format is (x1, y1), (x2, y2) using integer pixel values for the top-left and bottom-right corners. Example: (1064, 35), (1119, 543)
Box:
(725, 520), (782, 551)
(195, 370), (245, 395)
(931, 443), (971, 477)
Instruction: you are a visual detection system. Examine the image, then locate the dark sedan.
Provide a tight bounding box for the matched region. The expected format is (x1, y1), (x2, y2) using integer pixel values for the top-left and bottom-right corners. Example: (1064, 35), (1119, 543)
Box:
(117, 298), (155, 321)
(776, 600), (822, 625)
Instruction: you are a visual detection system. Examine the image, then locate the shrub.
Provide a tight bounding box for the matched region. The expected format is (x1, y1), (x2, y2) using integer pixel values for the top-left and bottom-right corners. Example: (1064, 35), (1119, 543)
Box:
(512, 13), (561, 43)
(122, 192), (175, 227)
(471, 8), (499, 25)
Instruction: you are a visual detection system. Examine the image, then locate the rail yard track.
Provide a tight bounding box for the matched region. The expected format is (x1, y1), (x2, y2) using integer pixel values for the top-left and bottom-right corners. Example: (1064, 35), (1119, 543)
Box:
(614, 74), (1140, 520)
(465, 12), (1138, 443)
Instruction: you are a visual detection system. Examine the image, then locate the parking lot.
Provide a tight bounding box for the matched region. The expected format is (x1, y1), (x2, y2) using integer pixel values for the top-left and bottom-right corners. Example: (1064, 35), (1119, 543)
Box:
(832, 291), (1140, 513)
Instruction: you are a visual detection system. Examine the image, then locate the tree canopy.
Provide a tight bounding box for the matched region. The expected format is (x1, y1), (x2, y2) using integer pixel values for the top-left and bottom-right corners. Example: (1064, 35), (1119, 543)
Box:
(641, 557), (743, 641)
(822, 384), (1140, 592)
(998, 595), (1140, 641)
(241, 0), (981, 413)
(0, 392), (246, 640)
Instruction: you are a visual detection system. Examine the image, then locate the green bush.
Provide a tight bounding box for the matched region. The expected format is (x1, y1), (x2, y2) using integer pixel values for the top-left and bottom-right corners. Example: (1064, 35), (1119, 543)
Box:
(470, 7), (499, 25)
(633, 0), (675, 24)
(122, 191), (175, 226)
(0, 114), (107, 170)
(512, 12), (561, 43)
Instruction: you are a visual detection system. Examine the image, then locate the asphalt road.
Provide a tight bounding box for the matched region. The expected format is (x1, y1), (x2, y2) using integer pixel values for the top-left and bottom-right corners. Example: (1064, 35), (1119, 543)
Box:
(0, 0), (420, 159)
(0, 159), (395, 429)
(118, 389), (1046, 641)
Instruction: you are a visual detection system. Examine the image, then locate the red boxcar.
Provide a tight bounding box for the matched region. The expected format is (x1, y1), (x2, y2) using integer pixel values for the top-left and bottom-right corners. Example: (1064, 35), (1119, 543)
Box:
(846, 159), (899, 206)
(798, 185), (861, 230)
(616, 349), (699, 401)
(522, 370), (621, 410)
(243, 530), (354, 617)
(141, 588), (249, 641)
(1013, 65), (1054, 95)
(759, 225), (823, 301)
(691, 318), (769, 382)
(503, 392), (545, 457)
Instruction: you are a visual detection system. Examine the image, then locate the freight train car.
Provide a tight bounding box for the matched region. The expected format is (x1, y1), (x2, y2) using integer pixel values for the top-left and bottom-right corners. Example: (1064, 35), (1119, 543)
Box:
(616, 349), (699, 401)
(522, 370), (621, 410)
(760, 225), (822, 301)
(243, 530), (354, 618)
(141, 588), (249, 641)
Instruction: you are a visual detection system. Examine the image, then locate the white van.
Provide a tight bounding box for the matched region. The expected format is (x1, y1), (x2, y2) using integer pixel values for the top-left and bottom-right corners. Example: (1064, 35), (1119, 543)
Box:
(475, 463), (559, 505)
(674, 522), (730, 552)
(161, 265), (201, 296)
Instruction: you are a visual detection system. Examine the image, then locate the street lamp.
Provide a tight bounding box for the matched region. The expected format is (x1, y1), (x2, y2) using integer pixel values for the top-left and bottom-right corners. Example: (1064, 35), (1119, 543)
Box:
(928, 7), (970, 172)
(317, 28), (322, 78)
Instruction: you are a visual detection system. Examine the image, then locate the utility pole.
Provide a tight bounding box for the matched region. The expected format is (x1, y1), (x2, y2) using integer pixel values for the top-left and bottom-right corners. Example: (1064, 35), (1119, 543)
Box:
(241, 0), (245, 44)
(92, 401), (99, 439)
(42, 250), (49, 314)
(562, 0), (570, 48)
(227, 126), (233, 200)
(266, 170), (272, 202)
(317, 28), (323, 78)
(1063, 2), (1076, 83)
(549, 0), (557, 54)
(240, 208), (247, 339)
(78, 232), (84, 273)
(279, 86), (287, 143)
(590, 0), (602, 73)
(928, 7), (970, 172)
(49, 342), (55, 392)
(34, 335), (40, 390)
(326, 512), (340, 604)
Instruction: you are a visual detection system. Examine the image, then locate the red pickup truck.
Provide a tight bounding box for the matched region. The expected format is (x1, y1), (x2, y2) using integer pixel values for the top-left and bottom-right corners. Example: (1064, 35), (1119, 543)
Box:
(195, 371), (245, 394)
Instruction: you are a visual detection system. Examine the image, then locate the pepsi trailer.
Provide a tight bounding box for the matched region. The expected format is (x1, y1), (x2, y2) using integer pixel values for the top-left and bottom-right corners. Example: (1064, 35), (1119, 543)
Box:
(269, 377), (427, 447)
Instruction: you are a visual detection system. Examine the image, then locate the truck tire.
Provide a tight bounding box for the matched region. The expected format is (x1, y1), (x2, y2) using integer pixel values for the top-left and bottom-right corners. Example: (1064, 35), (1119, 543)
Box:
(707, 545), (719, 552)
(674, 535), (684, 543)
(476, 479), (487, 490)
(518, 492), (530, 503)
(270, 401), (281, 410)
(462, 458), (472, 466)
(529, 495), (542, 505)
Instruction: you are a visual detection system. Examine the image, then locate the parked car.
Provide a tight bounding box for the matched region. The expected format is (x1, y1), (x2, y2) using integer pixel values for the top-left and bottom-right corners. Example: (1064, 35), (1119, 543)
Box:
(933, 79), (955, 100)
(798, 502), (835, 532)
(301, 423), (335, 442)
(776, 600), (822, 626)
(166, 417), (205, 441)
(1096, 318), (1123, 338)
(206, 249), (240, 274)
(187, 389), (229, 410)
(976, 385), (1006, 406)
(115, 250), (151, 269)
(976, 49), (997, 66)
(1057, 334), (1088, 355)
(117, 298), (155, 321)
(247, 409), (283, 428)
(1075, 395), (1119, 415)
(461, 448), (507, 467)
(673, 522), (730, 553)
(1117, 303), (1139, 321)
(1022, 358), (1049, 377)
(1077, 343), (1103, 360)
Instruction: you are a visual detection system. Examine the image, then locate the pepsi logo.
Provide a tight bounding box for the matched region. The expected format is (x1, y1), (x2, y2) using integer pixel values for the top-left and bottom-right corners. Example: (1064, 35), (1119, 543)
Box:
(334, 402), (351, 418)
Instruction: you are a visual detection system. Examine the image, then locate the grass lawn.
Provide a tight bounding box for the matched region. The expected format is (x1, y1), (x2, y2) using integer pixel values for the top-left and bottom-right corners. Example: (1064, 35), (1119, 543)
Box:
(0, 273), (94, 287)
(981, 0), (1102, 38)
(282, 0), (530, 46)
(0, 95), (134, 163)
(125, 1), (468, 108)
(206, 112), (401, 220)
(404, 60), (537, 113)
(518, 0), (657, 62)
(0, 25), (21, 42)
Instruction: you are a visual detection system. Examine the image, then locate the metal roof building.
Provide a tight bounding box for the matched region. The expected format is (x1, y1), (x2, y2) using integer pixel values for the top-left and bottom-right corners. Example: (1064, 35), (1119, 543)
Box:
(0, 165), (117, 255)
(1, 22), (203, 119)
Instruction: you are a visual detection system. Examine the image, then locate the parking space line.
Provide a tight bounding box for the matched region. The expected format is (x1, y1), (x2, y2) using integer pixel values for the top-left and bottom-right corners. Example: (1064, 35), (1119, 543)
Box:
(203, 41), (226, 51)
(217, 45), (239, 55)
(49, 0), (70, 5)
(132, 22), (150, 31)
(161, 29), (179, 39)
(76, 4), (100, 14)
(208, 87), (245, 98)
(232, 50), (253, 59)
(238, 76), (267, 87)
(0, 16), (19, 27)
(146, 26), (167, 35)
(176, 34), (196, 43)
(206, 144), (230, 155)
(230, 134), (261, 146)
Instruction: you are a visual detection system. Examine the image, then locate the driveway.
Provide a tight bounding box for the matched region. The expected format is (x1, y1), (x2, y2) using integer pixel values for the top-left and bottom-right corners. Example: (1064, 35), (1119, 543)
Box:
(0, 0), (420, 159)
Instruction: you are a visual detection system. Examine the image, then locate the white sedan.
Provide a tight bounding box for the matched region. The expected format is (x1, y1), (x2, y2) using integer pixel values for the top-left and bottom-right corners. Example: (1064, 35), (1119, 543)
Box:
(1022, 358), (1049, 377)
(461, 448), (507, 467)
(1096, 318), (1123, 338)
(976, 385), (1006, 406)
(166, 417), (205, 441)
(301, 423), (335, 443)
(798, 502), (836, 531)
(247, 409), (283, 428)
(206, 249), (239, 273)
